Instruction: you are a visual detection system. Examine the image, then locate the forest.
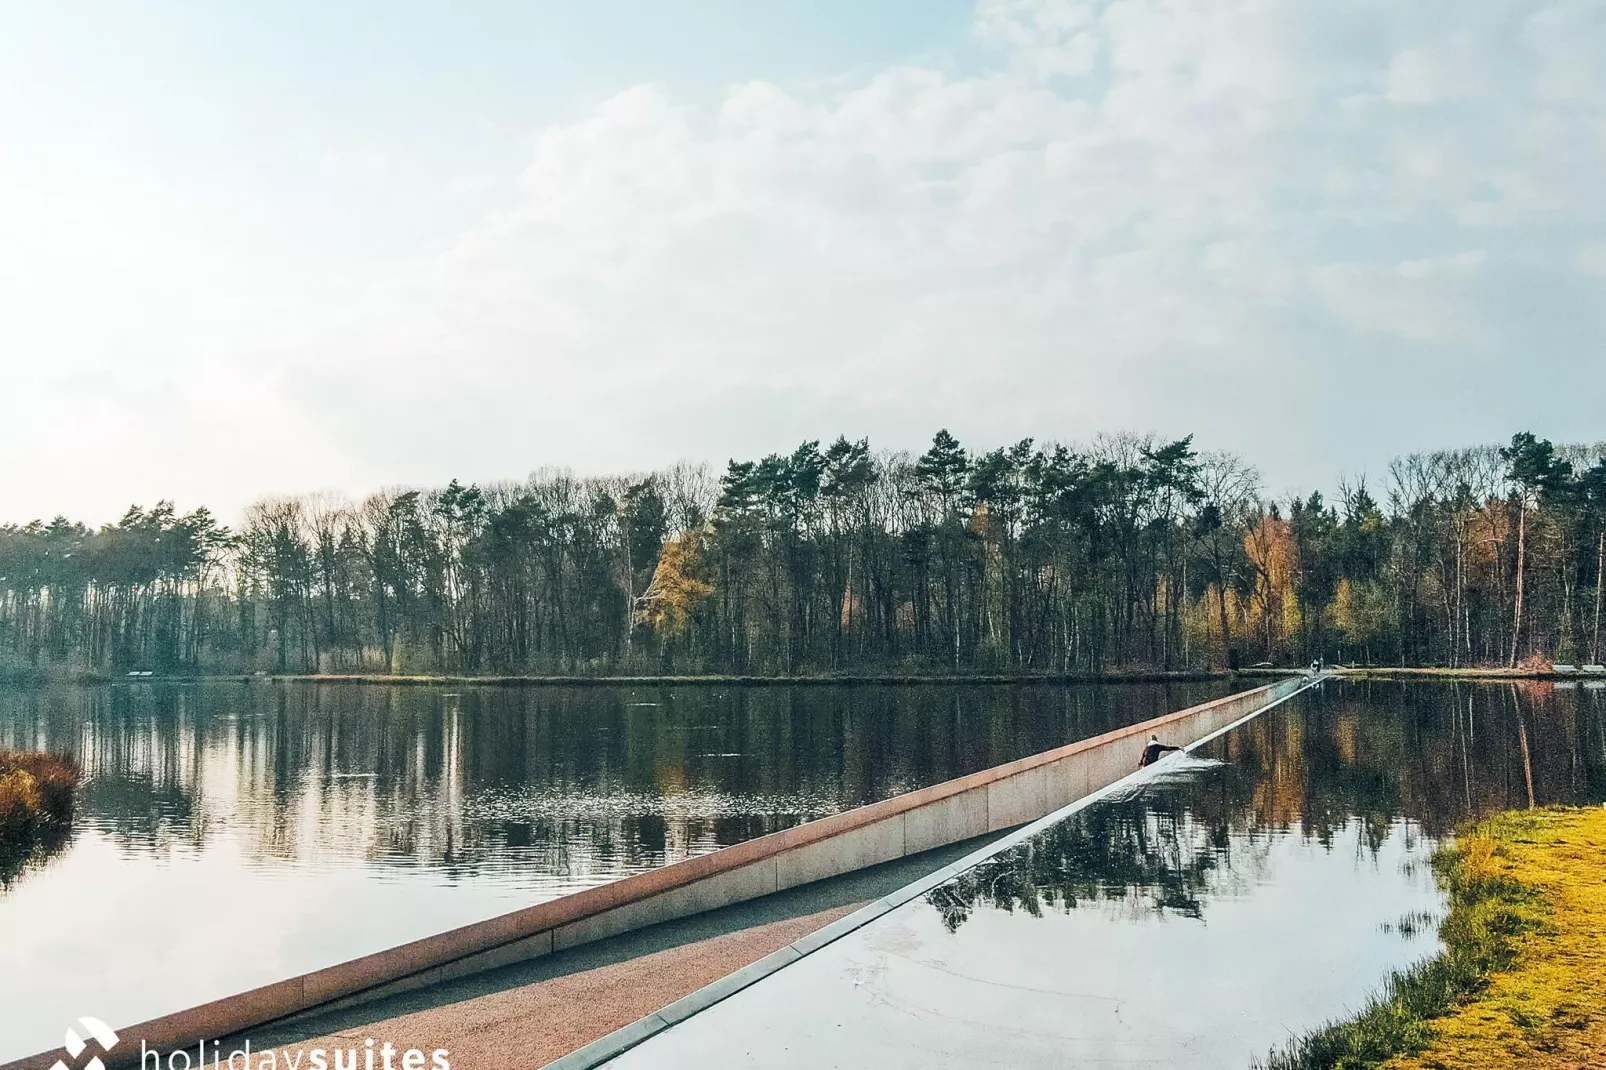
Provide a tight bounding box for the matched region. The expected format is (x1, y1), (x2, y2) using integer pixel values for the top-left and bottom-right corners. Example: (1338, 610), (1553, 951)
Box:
(1, 430), (1603, 678)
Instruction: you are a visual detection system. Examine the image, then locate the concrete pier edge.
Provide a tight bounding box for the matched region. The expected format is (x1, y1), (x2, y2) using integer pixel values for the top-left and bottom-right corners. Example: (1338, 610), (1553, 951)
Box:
(544, 673), (1325, 1070)
(1, 677), (1314, 1070)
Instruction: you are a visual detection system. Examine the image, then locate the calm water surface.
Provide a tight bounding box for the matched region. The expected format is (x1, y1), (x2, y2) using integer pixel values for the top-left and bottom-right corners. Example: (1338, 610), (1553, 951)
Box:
(0, 679), (1238, 1059)
(604, 679), (1606, 1070)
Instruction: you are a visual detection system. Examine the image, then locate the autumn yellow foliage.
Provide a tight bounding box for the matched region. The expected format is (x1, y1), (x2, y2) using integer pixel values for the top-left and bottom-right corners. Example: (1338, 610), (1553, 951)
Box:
(0, 751), (75, 834)
(1243, 513), (1300, 652)
(635, 532), (715, 638)
(0, 749), (77, 881)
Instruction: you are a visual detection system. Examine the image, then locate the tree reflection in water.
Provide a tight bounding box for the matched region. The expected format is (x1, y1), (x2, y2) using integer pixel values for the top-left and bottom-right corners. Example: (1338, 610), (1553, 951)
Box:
(927, 798), (1243, 932)
(0, 679), (1235, 884)
(926, 680), (1606, 933)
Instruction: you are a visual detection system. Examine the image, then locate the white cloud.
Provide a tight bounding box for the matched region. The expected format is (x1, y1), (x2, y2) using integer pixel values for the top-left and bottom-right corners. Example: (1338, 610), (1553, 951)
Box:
(4, 0), (1605, 522)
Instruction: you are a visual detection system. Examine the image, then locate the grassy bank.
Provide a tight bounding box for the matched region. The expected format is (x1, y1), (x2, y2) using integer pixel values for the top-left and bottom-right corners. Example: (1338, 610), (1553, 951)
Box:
(1261, 806), (1606, 1069)
(0, 750), (78, 883)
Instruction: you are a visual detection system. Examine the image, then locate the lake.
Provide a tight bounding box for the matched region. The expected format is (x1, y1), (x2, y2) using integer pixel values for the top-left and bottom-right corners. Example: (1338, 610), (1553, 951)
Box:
(0, 678), (1239, 1061)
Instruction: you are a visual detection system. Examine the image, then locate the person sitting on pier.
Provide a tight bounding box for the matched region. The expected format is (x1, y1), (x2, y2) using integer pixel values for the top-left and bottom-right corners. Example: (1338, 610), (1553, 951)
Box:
(1138, 734), (1183, 768)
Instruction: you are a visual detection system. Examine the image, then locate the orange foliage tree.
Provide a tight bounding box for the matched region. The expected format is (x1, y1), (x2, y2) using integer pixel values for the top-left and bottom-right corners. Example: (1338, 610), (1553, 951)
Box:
(1243, 511), (1300, 662)
(635, 532), (715, 640)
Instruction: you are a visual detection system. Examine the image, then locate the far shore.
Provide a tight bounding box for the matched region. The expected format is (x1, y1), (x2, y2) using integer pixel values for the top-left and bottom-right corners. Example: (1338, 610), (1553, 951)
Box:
(1332, 665), (1606, 682)
(10, 668), (1251, 689)
(4, 665), (1603, 689)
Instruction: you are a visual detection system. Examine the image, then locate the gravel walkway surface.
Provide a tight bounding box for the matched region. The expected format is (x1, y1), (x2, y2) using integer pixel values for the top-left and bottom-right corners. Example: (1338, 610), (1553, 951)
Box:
(237, 903), (861, 1070)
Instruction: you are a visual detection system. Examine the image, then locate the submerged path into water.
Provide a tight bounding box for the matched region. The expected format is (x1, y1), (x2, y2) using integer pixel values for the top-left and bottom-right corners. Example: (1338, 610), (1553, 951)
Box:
(594, 679), (1606, 1070)
(6, 679), (1603, 1069)
(221, 847), (989, 1069)
(191, 681), (1301, 1069)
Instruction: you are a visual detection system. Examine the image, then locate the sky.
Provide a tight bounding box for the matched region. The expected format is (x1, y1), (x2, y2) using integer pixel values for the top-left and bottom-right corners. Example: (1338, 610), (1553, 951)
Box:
(2, 0), (1603, 525)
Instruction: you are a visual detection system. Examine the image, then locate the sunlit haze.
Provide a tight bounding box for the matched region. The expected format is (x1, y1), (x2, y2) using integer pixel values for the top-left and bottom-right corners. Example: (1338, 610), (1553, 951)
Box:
(3, 0), (1603, 524)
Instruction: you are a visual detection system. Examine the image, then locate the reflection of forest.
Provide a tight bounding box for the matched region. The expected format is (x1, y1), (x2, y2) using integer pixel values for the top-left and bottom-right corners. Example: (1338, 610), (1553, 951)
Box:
(1, 680), (1598, 893)
(927, 680), (1606, 932)
(1221, 679), (1606, 840)
(927, 800), (1258, 932)
(0, 680), (1227, 880)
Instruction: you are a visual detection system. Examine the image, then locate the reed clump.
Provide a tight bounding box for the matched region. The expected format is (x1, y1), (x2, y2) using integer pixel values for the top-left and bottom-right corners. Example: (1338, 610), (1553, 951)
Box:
(1259, 806), (1606, 1069)
(0, 749), (78, 882)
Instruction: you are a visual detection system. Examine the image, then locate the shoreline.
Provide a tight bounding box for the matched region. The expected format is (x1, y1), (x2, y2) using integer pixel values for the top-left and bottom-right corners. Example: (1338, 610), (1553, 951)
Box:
(1263, 806), (1606, 1069)
(1332, 665), (1606, 682)
(5, 668), (1257, 689)
(2, 665), (1599, 689)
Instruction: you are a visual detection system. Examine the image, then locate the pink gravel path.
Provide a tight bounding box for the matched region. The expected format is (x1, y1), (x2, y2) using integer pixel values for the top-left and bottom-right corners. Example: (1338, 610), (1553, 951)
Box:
(241, 902), (862, 1070)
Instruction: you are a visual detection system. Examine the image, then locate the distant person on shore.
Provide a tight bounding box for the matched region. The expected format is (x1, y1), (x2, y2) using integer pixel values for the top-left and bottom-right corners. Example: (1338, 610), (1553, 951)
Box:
(1138, 734), (1182, 768)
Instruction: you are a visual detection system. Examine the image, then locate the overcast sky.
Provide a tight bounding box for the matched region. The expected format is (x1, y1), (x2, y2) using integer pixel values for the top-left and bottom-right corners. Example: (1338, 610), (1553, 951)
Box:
(2, 0), (1603, 525)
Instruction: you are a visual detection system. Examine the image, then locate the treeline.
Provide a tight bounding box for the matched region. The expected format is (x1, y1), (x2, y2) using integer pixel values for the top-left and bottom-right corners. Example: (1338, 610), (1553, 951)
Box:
(2, 431), (1603, 677)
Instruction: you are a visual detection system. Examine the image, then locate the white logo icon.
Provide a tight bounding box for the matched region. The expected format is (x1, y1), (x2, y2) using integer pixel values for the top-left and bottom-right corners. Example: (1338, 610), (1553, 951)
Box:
(50, 1017), (119, 1070)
